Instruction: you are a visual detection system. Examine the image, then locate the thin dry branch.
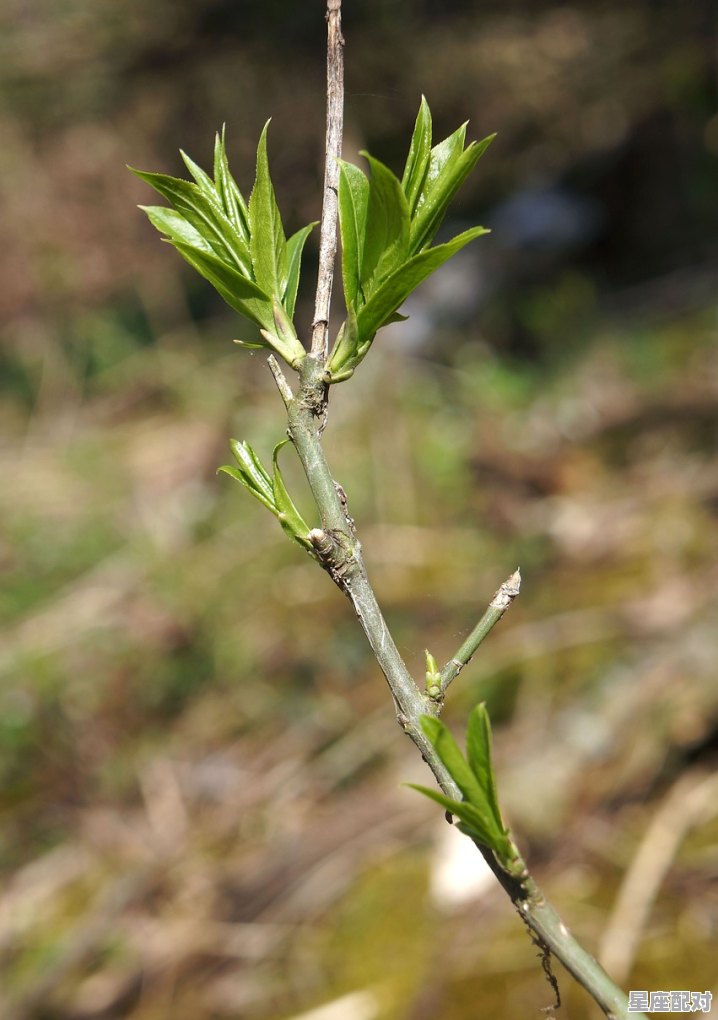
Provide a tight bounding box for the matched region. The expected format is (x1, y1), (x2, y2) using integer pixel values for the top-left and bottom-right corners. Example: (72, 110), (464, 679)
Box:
(310, 0), (344, 361)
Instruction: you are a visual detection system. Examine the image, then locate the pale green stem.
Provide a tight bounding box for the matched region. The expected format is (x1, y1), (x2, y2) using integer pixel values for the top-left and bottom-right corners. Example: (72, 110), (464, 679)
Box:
(273, 353), (646, 1020)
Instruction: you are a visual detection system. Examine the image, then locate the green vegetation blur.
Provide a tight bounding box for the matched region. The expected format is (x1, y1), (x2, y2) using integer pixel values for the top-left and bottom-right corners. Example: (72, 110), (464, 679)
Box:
(1, 2), (716, 1018)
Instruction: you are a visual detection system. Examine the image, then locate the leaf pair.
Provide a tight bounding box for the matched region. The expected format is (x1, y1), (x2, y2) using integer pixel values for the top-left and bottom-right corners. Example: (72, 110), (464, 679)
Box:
(327, 97), (494, 380)
(219, 439), (313, 549)
(132, 127), (316, 368)
(408, 704), (513, 864)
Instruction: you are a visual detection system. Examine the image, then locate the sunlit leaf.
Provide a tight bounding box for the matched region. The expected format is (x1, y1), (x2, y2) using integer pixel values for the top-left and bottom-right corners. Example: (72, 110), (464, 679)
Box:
(466, 703), (503, 833)
(131, 167), (252, 277)
(213, 127), (250, 244)
(338, 161), (370, 310)
(233, 338), (267, 350)
(272, 440), (312, 548)
(283, 222), (317, 319)
(421, 716), (483, 805)
(171, 241), (274, 331)
(356, 224), (489, 344)
(139, 206), (213, 253)
(401, 96), (432, 216)
(410, 132), (494, 254)
(180, 149), (219, 201)
(406, 784), (505, 851)
(360, 153), (410, 297)
(326, 305), (360, 377)
(259, 298), (306, 367)
(248, 121), (288, 299)
(228, 439), (275, 506)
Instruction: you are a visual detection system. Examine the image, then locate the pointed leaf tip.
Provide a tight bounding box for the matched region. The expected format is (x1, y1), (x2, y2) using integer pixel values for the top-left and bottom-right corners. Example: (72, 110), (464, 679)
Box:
(249, 119), (288, 301)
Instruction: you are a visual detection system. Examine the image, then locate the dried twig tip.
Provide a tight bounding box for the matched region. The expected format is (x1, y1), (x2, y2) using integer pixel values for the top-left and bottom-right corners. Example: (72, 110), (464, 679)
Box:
(491, 568), (522, 610)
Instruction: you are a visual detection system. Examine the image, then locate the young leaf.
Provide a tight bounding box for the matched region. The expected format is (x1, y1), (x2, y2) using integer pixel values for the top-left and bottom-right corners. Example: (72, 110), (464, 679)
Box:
(218, 464), (274, 508)
(401, 96), (432, 216)
(248, 121), (288, 299)
(283, 222), (317, 319)
(360, 154), (410, 297)
(425, 649), (441, 698)
(180, 149), (219, 201)
(326, 305), (359, 378)
(410, 133), (494, 254)
(356, 225), (489, 345)
(466, 703), (503, 831)
(338, 161), (370, 310)
(233, 338), (268, 351)
(171, 241), (274, 332)
(421, 716), (483, 805)
(140, 206), (213, 253)
(406, 784), (507, 852)
(419, 122), (467, 202)
(259, 298), (306, 367)
(214, 128), (251, 244)
(227, 439), (275, 507)
(131, 168), (252, 277)
(272, 440), (312, 548)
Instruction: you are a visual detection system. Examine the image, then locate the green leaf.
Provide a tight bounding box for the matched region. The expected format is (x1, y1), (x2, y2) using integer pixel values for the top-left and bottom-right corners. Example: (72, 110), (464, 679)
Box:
(466, 703), (503, 830)
(233, 338), (268, 351)
(420, 716), (483, 805)
(356, 225), (489, 344)
(218, 464), (273, 505)
(131, 167), (252, 277)
(410, 132), (494, 254)
(222, 439), (313, 550)
(180, 149), (219, 201)
(272, 440), (312, 548)
(234, 440), (274, 500)
(140, 206), (213, 253)
(425, 649), (441, 698)
(283, 222), (317, 319)
(227, 439), (275, 507)
(219, 466), (276, 513)
(213, 127), (250, 244)
(171, 241), (274, 332)
(326, 305), (359, 377)
(406, 784), (506, 851)
(338, 161), (370, 310)
(419, 122), (467, 199)
(259, 298), (306, 367)
(360, 153), (410, 297)
(424, 649), (439, 678)
(401, 96), (432, 216)
(248, 121), (288, 299)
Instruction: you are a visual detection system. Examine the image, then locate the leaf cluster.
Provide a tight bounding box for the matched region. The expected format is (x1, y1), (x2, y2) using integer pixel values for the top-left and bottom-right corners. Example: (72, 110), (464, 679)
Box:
(218, 439), (313, 549)
(327, 97), (494, 380)
(408, 704), (513, 864)
(133, 101), (495, 546)
(132, 127), (316, 367)
(133, 99), (493, 385)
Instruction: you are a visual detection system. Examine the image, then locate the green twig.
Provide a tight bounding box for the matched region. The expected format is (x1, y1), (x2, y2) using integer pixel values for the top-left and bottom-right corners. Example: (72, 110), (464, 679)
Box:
(262, 10), (647, 1014)
(279, 354), (644, 1019)
(439, 568), (521, 695)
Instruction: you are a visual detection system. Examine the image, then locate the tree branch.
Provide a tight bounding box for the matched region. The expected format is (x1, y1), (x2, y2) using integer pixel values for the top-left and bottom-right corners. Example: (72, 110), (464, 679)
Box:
(311, 0), (344, 361)
(275, 9), (646, 1017)
(285, 371), (645, 1019)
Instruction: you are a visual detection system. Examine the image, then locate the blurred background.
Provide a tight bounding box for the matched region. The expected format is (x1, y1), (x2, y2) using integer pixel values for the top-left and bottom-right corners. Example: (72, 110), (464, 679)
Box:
(1, 1), (717, 1017)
